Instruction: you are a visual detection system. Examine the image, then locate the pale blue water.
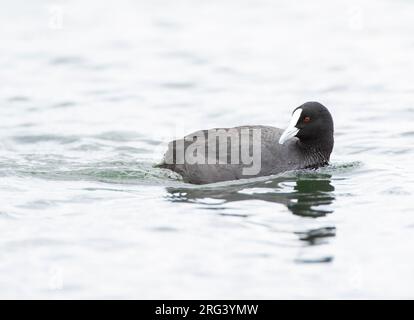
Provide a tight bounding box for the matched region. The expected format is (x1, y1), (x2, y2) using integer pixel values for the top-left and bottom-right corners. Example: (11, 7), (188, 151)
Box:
(0, 0), (413, 299)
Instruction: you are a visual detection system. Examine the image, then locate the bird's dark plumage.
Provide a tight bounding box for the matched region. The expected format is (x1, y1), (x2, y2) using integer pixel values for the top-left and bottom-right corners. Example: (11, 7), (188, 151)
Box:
(158, 102), (334, 184)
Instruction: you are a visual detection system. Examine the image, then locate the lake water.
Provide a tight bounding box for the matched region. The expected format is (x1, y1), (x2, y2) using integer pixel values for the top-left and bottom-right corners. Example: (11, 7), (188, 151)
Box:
(0, 0), (413, 299)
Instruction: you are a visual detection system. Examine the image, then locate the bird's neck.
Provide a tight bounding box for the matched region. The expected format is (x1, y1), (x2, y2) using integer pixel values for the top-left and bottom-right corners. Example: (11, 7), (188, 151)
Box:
(297, 135), (334, 168)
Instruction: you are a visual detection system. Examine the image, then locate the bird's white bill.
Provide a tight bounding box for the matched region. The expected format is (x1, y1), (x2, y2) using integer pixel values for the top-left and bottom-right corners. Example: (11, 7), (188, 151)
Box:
(279, 108), (302, 144)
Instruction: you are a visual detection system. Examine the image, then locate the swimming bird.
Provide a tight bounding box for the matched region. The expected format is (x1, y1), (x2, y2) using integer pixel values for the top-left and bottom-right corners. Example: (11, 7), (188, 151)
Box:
(157, 101), (334, 184)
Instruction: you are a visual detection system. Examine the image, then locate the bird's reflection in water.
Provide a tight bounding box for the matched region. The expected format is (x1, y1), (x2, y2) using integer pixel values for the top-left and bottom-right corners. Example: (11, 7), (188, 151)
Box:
(165, 173), (336, 260)
(166, 174), (335, 217)
(288, 177), (335, 217)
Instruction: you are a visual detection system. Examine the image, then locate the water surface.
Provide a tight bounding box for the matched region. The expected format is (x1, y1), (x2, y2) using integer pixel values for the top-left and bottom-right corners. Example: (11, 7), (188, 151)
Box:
(0, 0), (413, 299)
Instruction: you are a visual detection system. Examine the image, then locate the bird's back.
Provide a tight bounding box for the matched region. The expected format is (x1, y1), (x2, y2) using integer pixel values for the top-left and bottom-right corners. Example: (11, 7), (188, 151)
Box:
(158, 125), (303, 184)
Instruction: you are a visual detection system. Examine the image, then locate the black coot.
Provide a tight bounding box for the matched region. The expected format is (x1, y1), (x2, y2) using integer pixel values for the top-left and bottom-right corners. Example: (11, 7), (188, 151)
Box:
(158, 102), (334, 184)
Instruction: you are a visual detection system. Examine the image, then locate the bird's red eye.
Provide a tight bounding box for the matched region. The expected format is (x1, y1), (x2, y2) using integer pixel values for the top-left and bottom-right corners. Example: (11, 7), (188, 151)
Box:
(304, 116), (311, 123)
